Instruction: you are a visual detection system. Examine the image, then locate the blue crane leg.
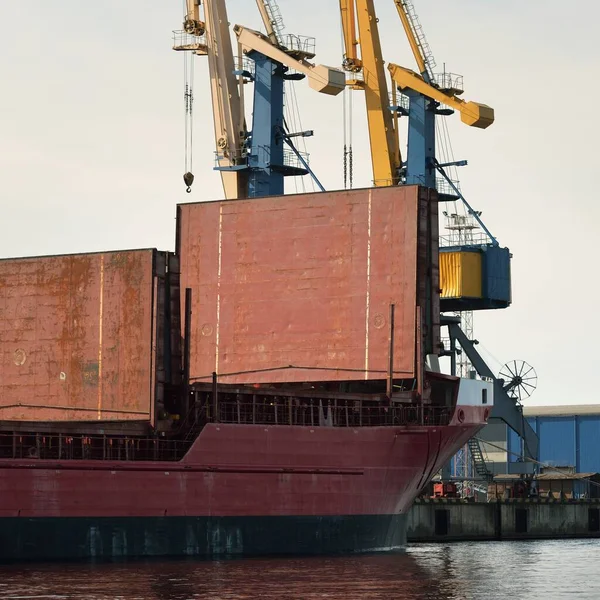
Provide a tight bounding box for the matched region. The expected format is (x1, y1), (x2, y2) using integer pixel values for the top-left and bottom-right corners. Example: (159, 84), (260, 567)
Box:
(405, 91), (436, 189)
(248, 52), (285, 198)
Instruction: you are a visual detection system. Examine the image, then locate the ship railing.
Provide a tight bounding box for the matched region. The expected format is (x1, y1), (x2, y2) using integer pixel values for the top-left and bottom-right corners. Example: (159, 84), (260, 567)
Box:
(172, 30), (208, 54)
(233, 55), (255, 77)
(439, 232), (492, 248)
(0, 431), (194, 462)
(211, 399), (451, 428)
(0, 401), (451, 463)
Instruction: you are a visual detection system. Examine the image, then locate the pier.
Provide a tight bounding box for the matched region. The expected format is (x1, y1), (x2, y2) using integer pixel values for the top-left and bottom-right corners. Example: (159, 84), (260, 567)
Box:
(408, 498), (600, 542)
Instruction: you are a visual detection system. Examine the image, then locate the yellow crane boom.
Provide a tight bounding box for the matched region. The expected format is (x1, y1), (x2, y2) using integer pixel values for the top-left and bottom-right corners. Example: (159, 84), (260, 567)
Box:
(388, 64), (494, 129)
(234, 26), (345, 96)
(339, 0), (401, 186)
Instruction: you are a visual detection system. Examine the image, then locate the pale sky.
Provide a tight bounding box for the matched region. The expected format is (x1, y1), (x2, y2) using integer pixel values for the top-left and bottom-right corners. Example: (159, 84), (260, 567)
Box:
(1, 1), (598, 406)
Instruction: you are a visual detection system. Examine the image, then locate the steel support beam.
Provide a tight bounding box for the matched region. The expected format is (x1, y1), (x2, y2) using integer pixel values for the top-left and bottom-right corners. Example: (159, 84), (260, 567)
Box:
(447, 322), (539, 463)
(247, 52), (285, 197)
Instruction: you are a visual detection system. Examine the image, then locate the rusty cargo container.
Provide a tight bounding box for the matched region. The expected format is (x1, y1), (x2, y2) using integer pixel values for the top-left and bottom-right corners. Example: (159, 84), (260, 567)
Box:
(177, 185), (439, 385)
(0, 249), (180, 424)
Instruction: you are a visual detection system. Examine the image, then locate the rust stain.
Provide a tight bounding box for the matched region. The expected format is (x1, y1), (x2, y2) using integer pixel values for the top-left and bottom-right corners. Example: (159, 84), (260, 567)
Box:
(0, 249), (159, 421)
(82, 362), (99, 386)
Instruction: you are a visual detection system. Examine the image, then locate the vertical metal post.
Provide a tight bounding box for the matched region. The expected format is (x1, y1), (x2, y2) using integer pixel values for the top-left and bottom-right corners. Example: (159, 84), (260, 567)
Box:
(387, 303), (396, 400)
(212, 371), (219, 423)
(449, 328), (457, 377)
(183, 288), (192, 414)
(416, 306), (423, 424)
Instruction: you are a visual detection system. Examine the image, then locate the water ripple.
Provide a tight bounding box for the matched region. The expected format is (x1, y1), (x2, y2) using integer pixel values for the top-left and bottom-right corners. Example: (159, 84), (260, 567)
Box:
(0, 540), (598, 599)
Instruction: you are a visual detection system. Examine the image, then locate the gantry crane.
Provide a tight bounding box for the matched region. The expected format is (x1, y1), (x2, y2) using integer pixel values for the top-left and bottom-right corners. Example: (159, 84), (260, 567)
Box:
(339, 0), (538, 471)
(174, 0), (344, 199)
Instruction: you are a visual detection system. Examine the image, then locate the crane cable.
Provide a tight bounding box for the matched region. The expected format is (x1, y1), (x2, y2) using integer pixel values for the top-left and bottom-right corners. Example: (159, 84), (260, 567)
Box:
(348, 90), (354, 189)
(283, 80), (313, 194)
(340, 18), (353, 190)
(342, 87), (348, 189)
(183, 26), (195, 193)
(283, 86), (303, 194)
(291, 81), (314, 193)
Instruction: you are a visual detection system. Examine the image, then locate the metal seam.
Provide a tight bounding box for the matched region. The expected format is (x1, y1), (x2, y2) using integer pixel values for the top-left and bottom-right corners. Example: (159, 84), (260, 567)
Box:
(96, 254), (104, 420)
(215, 205), (224, 374)
(364, 189), (372, 380)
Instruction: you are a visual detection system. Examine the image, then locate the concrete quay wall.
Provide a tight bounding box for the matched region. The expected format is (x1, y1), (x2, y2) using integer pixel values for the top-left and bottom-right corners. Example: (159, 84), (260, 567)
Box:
(407, 499), (600, 542)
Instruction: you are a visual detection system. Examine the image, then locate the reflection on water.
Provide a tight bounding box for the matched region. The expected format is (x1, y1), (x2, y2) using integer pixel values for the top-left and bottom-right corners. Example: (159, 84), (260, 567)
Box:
(0, 540), (598, 599)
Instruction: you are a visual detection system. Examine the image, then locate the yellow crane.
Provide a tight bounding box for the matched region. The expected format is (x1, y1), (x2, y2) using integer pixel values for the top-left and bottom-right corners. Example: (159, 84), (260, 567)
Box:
(339, 0), (401, 186)
(339, 0), (494, 188)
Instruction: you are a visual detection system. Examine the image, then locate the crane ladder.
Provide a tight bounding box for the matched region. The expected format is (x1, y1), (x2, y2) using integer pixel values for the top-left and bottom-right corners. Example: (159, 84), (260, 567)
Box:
(397, 0), (436, 82)
(261, 0), (285, 45)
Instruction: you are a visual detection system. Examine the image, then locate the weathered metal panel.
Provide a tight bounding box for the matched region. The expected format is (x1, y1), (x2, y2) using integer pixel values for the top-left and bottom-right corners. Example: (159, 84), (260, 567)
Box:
(0, 249), (161, 421)
(177, 186), (437, 384)
(482, 245), (511, 305)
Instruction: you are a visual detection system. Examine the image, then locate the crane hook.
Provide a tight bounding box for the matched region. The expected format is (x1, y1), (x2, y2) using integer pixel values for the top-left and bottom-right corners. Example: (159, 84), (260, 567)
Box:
(183, 171), (194, 194)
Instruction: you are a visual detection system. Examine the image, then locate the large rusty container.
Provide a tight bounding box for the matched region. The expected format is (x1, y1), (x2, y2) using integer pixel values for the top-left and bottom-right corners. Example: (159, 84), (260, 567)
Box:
(177, 185), (439, 385)
(0, 249), (175, 423)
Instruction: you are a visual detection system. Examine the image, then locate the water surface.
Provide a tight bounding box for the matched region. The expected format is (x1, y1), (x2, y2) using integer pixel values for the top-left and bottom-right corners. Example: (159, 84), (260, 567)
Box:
(0, 540), (596, 599)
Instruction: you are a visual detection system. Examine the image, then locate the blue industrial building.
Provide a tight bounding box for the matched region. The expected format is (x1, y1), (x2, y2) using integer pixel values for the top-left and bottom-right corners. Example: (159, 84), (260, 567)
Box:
(480, 406), (600, 474)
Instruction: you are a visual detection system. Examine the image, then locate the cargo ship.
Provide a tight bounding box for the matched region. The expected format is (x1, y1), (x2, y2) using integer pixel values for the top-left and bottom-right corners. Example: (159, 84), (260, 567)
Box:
(0, 186), (492, 561)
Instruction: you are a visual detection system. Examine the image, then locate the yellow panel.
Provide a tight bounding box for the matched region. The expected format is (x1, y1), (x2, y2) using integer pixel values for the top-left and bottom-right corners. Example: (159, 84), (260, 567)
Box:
(440, 252), (461, 298)
(440, 252), (482, 299)
(461, 252), (483, 297)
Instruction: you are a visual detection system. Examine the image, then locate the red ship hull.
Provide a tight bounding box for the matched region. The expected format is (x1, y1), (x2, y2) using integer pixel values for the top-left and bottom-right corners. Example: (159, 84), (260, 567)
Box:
(0, 187), (490, 561)
(0, 405), (487, 561)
